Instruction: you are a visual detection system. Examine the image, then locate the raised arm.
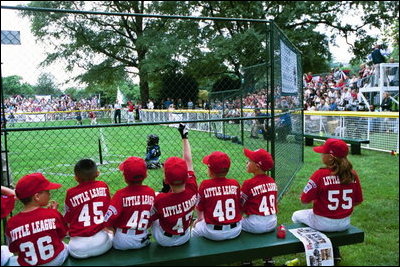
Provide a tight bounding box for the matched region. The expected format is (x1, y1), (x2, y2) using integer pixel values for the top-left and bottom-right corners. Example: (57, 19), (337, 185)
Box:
(178, 124), (193, 172)
(1, 186), (15, 196)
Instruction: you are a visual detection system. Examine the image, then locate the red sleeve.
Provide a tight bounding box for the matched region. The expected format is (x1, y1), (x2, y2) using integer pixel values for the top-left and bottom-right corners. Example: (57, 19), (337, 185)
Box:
(54, 210), (68, 239)
(300, 171), (320, 203)
(240, 179), (250, 207)
(64, 190), (72, 223)
(196, 182), (206, 212)
(103, 191), (122, 227)
(1, 194), (15, 219)
(149, 194), (162, 223)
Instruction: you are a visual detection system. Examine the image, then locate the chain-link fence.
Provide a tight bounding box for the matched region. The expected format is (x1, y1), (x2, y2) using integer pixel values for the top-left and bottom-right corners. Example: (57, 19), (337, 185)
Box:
(304, 111), (399, 152)
(1, 5), (303, 215)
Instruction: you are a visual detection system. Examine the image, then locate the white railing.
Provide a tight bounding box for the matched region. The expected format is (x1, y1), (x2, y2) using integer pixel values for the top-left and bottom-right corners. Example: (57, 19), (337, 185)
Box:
(139, 109), (224, 132)
(12, 109), (396, 153)
(304, 111), (399, 153)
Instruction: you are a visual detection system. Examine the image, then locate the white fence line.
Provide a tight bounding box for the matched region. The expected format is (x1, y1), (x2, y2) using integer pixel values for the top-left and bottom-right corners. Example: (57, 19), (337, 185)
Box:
(140, 109), (399, 153)
(304, 111), (399, 153)
(6, 109), (398, 153)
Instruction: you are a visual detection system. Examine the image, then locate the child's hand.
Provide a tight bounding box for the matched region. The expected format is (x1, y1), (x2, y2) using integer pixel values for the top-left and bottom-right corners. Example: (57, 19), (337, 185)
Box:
(1, 186), (15, 196)
(178, 123), (189, 139)
(47, 200), (59, 209)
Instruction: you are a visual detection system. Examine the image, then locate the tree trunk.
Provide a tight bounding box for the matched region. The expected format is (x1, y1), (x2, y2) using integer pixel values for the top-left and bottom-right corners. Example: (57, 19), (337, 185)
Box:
(138, 67), (149, 105)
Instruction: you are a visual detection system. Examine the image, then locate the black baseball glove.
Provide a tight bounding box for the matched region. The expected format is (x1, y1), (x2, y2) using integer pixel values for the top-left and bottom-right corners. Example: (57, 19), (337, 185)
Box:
(178, 123), (189, 139)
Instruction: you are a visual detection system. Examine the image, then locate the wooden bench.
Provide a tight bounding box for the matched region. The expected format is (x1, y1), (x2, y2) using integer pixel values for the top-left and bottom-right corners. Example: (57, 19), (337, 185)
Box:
(303, 134), (370, 155)
(62, 223), (364, 266)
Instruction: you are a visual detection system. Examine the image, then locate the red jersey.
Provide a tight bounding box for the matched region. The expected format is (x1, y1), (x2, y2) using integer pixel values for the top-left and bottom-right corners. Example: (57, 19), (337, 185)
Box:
(1, 194), (15, 219)
(301, 168), (363, 219)
(150, 171), (198, 235)
(128, 103), (135, 112)
(305, 74), (313, 83)
(64, 180), (110, 237)
(6, 208), (68, 266)
(104, 184), (155, 232)
(197, 177), (242, 225)
(89, 111), (96, 118)
(241, 174), (278, 216)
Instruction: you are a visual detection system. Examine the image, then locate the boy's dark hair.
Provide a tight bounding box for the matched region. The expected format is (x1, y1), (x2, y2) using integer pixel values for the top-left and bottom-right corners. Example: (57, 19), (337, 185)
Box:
(19, 196), (33, 205)
(147, 134), (159, 146)
(74, 159), (98, 181)
(214, 170), (229, 177)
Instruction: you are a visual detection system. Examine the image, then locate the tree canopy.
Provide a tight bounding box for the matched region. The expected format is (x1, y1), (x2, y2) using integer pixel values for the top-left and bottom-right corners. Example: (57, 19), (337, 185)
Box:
(2, 75), (35, 98)
(34, 73), (61, 96)
(20, 1), (399, 103)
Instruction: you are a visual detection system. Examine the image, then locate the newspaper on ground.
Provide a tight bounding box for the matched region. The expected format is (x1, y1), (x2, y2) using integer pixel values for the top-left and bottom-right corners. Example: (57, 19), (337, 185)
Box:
(289, 227), (334, 266)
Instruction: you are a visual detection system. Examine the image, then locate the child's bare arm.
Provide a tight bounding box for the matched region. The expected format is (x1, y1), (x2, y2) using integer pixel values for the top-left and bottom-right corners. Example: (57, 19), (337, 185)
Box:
(179, 124), (193, 171)
(1, 186), (15, 196)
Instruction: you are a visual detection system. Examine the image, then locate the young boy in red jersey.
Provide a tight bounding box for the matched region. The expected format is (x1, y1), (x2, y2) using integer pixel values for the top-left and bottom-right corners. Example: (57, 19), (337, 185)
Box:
(104, 156), (155, 250)
(191, 151), (242, 241)
(241, 148), (277, 266)
(150, 124), (198, 247)
(241, 148), (277, 233)
(89, 111), (97, 125)
(64, 159), (113, 258)
(5, 173), (69, 266)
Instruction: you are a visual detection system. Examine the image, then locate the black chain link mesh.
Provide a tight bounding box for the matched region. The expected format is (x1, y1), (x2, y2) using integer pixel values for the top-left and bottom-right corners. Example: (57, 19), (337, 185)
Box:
(1, 7), (303, 214)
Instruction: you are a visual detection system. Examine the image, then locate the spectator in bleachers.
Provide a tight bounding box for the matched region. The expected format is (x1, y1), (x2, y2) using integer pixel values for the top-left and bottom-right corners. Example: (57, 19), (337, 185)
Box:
(370, 44), (387, 86)
(380, 92), (392, 111)
(316, 99), (330, 111)
(187, 99), (194, 109)
(304, 72), (313, 83)
(328, 98), (338, 111)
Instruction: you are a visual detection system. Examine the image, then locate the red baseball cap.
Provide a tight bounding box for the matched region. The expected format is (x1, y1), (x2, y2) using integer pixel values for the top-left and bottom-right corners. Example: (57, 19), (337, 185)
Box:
(243, 148), (274, 171)
(313, 138), (349, 158)
(202, 151), (231, 174)
(119, 157), (147, 182)
(164, 157), (188, 186)
(1, 194), (15, 219)
(15, 173), (62, 199)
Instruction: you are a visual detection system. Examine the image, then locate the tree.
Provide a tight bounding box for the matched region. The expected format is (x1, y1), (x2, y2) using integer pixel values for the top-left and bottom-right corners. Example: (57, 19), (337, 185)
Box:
(198, 1), (398, 72)
(159, 72), (198, 105)
(383, 19), (399, 61)
(2, 75), (35, 97)
(34, 73), (61, 96)
(22, 1), (194, 104)
(212, 76), (241, 92)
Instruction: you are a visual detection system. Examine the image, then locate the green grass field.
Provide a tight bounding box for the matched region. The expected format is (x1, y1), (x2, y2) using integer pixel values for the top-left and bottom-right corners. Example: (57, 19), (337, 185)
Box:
(5, 119), (301, 209)
(3, 120), (399, 265)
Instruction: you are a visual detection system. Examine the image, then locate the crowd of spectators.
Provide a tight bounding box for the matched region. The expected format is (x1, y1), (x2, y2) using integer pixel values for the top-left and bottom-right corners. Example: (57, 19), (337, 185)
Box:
(4, 94), (100, 115)
(4, 49), (398, 121)
(303, 68), (367, 112)
(303, 60), (398, 112)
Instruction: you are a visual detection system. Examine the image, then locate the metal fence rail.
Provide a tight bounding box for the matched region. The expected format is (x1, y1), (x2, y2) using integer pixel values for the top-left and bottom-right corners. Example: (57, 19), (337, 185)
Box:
(304, 111), (399, 152)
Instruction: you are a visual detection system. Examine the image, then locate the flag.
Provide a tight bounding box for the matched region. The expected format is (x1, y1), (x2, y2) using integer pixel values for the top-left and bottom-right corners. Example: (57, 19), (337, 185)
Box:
(116, 88), (126, 104)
